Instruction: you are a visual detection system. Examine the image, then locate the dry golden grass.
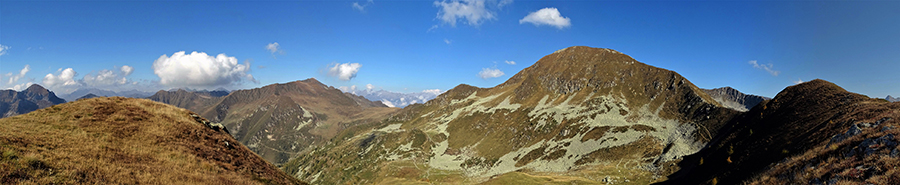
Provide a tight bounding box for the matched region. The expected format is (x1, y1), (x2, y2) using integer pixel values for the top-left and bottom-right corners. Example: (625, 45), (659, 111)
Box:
(0, 97), (304, 184)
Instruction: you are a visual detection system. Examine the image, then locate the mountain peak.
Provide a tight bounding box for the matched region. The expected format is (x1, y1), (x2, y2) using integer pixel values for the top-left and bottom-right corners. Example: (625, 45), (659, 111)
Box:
(24, 84), (50, 94)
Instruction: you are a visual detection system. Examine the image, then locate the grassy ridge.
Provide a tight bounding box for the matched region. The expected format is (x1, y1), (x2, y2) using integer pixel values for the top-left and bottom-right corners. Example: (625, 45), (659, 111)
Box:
(0, 97), (304, 184)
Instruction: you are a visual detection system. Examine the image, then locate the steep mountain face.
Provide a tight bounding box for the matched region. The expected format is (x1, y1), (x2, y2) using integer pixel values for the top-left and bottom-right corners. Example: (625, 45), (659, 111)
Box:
(148, 89), (229, 113)
(345, 89), (442, 108)
(663, 79), (900, 184)
(0, 84), (66, 118)
(151, 78), (398, 165)
(702, 87), (771, 112)
(283, 46), (739, 184)
(0, 97), (304, 184)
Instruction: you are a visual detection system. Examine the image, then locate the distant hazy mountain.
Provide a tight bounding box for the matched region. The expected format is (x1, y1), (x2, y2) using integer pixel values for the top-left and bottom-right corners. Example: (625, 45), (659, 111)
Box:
(886, 95), (899, 102)
(702, 87), (771, 112)
(0, 84), (66, 118)
(343, 89), (442, 108)
(77, 93), (101, 100)
(60, 88), (154, 101)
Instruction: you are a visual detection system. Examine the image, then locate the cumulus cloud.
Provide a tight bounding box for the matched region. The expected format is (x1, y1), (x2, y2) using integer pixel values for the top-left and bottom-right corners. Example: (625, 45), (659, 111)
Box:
(749, 60), (780, 76)
(0, 44), (9, 56)
(504, 60), (515, 65)
(121, 65), (134, 76)
(83, 65), (134, 86)
(366, 84), (375, 90)
(43, 68), (80, 88)
(434, 0), (495, 27)
(519, 7), (571, 29)
(152, 51), (256, 88)
(352, 0), (373, 12)
(793, 78), (804, 85)
(328, 62), (362, 81)
(6, 65), (30, 85)
(478, 67), (504, 79)
(444, 39), (452, 44)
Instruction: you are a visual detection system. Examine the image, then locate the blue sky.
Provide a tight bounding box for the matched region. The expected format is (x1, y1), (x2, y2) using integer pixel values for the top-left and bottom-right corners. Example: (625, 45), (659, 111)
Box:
(1, 0), (898, 98)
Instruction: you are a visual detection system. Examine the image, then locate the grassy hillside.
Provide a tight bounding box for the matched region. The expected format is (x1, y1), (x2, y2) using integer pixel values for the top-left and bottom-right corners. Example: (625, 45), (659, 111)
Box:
(0, 97), (304, 184)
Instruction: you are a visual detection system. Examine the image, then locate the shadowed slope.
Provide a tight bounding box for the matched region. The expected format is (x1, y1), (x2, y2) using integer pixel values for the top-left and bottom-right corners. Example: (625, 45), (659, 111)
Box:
(661, 79), (897, 184)
(0, 97), (305, 184)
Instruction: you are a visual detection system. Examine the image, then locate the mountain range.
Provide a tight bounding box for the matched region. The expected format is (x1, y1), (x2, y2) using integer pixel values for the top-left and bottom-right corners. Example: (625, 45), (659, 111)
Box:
(282, 46), (740, 184)
(0, 84), (66, 118)
(148, 78), (399, 165)
(59, 88), (155, 102)
(3, 46), (897, 184)
(343, 89), (442, 108)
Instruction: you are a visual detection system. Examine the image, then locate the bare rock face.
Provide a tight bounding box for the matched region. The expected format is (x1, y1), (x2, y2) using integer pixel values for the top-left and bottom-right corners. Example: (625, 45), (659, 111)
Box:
(283, 46), (740, 184)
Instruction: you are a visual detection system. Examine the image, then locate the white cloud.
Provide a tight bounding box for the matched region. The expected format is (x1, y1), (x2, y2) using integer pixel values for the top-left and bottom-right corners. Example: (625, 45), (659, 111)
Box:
(504, 60), (516, 65)
(444, 39), (452, 44)
(266, 42), (284, 57)
(152, 51), (256, 88)
(6, 65), (30, 85)
(328, 62), (362, 81)
(793, 78), (804, 84)
(434, 0), (495, 27)
(353, 0), (374, 12)
(478, 67), (504, 79)
(10, 82), (34, 91)
(749, 60), (780, 76)
(422, 89), (442, 95)
(427, 25), (439, 32)
(83, 65), (134, 86)
(121, 65), (134, 76)
(366, 84), (375, 90)
(0, 44), (9, 56)
(498, 0), (513, 8)
(519, 7), (571, 29)
(381, 100), (396, 107)
(43, 68), (80, 88)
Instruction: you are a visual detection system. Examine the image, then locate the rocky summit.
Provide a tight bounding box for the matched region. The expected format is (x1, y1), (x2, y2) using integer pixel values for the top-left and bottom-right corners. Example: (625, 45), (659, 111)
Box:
(281, 46), (740, 184)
